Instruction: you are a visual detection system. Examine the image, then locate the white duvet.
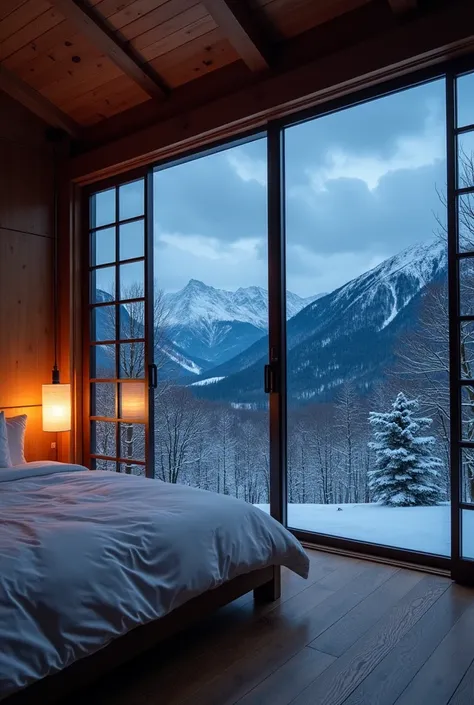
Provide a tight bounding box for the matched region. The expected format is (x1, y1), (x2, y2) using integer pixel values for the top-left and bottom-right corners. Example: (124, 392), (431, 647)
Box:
(0, 463), (308, 699)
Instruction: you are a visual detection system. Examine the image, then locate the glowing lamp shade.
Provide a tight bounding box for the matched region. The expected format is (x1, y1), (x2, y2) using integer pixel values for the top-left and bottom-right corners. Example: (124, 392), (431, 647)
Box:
(121, 382), (146, 421)
(42, 384), (71, 432)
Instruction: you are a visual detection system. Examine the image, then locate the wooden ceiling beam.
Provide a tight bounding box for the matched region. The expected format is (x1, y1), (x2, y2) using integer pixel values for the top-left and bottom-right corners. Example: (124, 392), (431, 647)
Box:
(387, 0), (417, 14)
(49, 0), (168, 99)
(0, 64), (81, 138)
(203, 0), (270, 71)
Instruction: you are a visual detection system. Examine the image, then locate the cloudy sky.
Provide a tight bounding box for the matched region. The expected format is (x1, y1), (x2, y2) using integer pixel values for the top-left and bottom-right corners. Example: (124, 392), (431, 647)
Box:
(152, 78), (449, 297)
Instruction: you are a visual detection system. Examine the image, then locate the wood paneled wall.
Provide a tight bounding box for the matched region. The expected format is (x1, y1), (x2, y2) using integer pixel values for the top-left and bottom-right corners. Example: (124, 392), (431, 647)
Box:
(0, 90), (57, 461)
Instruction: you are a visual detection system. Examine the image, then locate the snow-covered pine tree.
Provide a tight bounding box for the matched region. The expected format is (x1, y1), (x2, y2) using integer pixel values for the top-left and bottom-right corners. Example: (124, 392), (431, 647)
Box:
(368, 392), (442, 507)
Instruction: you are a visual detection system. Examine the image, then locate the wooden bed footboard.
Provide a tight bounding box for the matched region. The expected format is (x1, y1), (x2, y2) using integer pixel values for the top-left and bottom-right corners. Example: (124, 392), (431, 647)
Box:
(5, 565), (281, 705)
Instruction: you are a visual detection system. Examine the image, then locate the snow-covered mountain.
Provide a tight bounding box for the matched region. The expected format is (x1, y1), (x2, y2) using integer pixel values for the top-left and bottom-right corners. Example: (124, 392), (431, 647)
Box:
(163, 279), (320, 365)
(193, 239), (447, 405)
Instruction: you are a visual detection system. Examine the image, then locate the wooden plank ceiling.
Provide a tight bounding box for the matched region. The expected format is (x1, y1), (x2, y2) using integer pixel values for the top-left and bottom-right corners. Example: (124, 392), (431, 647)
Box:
(0, 0), (400, 135)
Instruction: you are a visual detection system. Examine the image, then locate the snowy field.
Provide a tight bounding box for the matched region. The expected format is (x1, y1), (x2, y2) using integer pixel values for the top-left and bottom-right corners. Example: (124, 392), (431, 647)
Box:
(256, 503), (474, 557)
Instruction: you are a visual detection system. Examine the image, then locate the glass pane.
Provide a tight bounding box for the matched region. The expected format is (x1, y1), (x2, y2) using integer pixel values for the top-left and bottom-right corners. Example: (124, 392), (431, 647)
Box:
(91, 421), (116, 457)
(285, 79), (449, 556)
(153, 136), (268, 495)
(119, 180), (144, 221)
(119, 382), (146, 421)
(119, 463), (145, 476)
(457, 131), (474, 189)
(92, 266), (115, 303)
(120, 300), (144, 339)
(457, 72), (474, 129)
(461, 321), (474, 379)
(92, 305), (115, 342)
(462, 387), (474, 442)
(119, 342), (145, 378)
(459, 257), (474, 315)
(91, 382), (116, 418)
(462, 448), (474, 504)
(120, 422), (145, 461)
(458, 193), (474, 252)
(91, 227), (115, 266)
(119, 261), (144, 300)
(95, 459), (117, 472)
(90, 188), (115, 228)
(119, 220), (144, 261)
(462, 510), (474, 559)
(91, 344), (115, 378)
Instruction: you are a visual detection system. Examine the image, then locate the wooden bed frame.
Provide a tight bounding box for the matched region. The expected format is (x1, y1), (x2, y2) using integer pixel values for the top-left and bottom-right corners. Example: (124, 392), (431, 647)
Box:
(5, 565), (281, 705)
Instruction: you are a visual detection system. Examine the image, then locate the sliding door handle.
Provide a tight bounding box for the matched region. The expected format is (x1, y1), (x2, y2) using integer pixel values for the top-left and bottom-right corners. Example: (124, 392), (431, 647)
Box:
(264, 364), (274, 394)
(149, 363), (158, 389)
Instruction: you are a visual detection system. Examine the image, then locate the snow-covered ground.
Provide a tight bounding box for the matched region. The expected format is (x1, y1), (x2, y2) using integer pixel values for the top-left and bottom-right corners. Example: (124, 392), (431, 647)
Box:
(256, 502), (474, 557)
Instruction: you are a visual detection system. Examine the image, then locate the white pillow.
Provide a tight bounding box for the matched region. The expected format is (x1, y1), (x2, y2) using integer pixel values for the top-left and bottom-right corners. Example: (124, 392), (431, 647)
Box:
(6, 414), (27, 466)
(0, 412), (12, 468)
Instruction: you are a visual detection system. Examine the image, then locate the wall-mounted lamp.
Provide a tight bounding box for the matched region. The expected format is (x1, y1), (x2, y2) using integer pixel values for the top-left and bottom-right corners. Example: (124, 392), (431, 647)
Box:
(42, 378), (71, 432)
(42, 134), (71, 433)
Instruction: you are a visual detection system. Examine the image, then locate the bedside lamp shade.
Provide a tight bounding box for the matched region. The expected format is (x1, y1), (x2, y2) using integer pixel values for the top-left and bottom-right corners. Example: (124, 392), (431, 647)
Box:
(42, 384), (71, 432)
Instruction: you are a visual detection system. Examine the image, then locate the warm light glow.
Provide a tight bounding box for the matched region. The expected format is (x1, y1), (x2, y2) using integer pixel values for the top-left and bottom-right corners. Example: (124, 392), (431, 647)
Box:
(121, 382), (146, 421)
(42, 384), (71, 432)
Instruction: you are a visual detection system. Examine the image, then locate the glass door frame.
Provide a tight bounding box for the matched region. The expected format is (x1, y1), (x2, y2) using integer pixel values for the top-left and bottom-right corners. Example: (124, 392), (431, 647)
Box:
(273, 57), (474, 576)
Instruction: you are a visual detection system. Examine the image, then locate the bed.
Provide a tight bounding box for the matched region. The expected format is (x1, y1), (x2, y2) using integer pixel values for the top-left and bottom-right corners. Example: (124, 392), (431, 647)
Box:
(0, 462), (309, 703)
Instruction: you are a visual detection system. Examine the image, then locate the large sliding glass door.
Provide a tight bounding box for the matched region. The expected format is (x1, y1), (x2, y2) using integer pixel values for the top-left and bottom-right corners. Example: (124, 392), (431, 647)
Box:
(150, 137), (269, 501)
(284, 79), (451, 560)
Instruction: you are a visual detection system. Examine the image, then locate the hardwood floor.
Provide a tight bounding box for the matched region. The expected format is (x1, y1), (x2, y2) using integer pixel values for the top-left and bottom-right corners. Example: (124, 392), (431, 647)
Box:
(70, 550), (474, 705)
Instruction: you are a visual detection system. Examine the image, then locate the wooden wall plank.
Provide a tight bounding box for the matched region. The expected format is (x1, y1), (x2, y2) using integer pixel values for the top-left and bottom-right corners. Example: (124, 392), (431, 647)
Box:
(0, 139), (53, 238)
(0, 90), (57, 460)
(0, 229), (54, 407)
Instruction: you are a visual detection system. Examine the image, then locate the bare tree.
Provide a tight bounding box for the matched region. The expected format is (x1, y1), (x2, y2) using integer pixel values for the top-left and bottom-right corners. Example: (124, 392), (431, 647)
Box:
(155, 386), (209, 484)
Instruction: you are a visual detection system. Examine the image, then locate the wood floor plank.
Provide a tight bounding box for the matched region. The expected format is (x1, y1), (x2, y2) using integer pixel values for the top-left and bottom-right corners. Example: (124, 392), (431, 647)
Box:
(290, 574), (451, 705)
(448, 659), (474, 705)
(83, 558), (353, 705)
(62, 554), (474, 705)
(342, 583), (474, 705)
(310, 569), (424, 657)
(393, 602), (474, 705)
(235, 647), (335, 705)
(178, 563), (398, 705)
